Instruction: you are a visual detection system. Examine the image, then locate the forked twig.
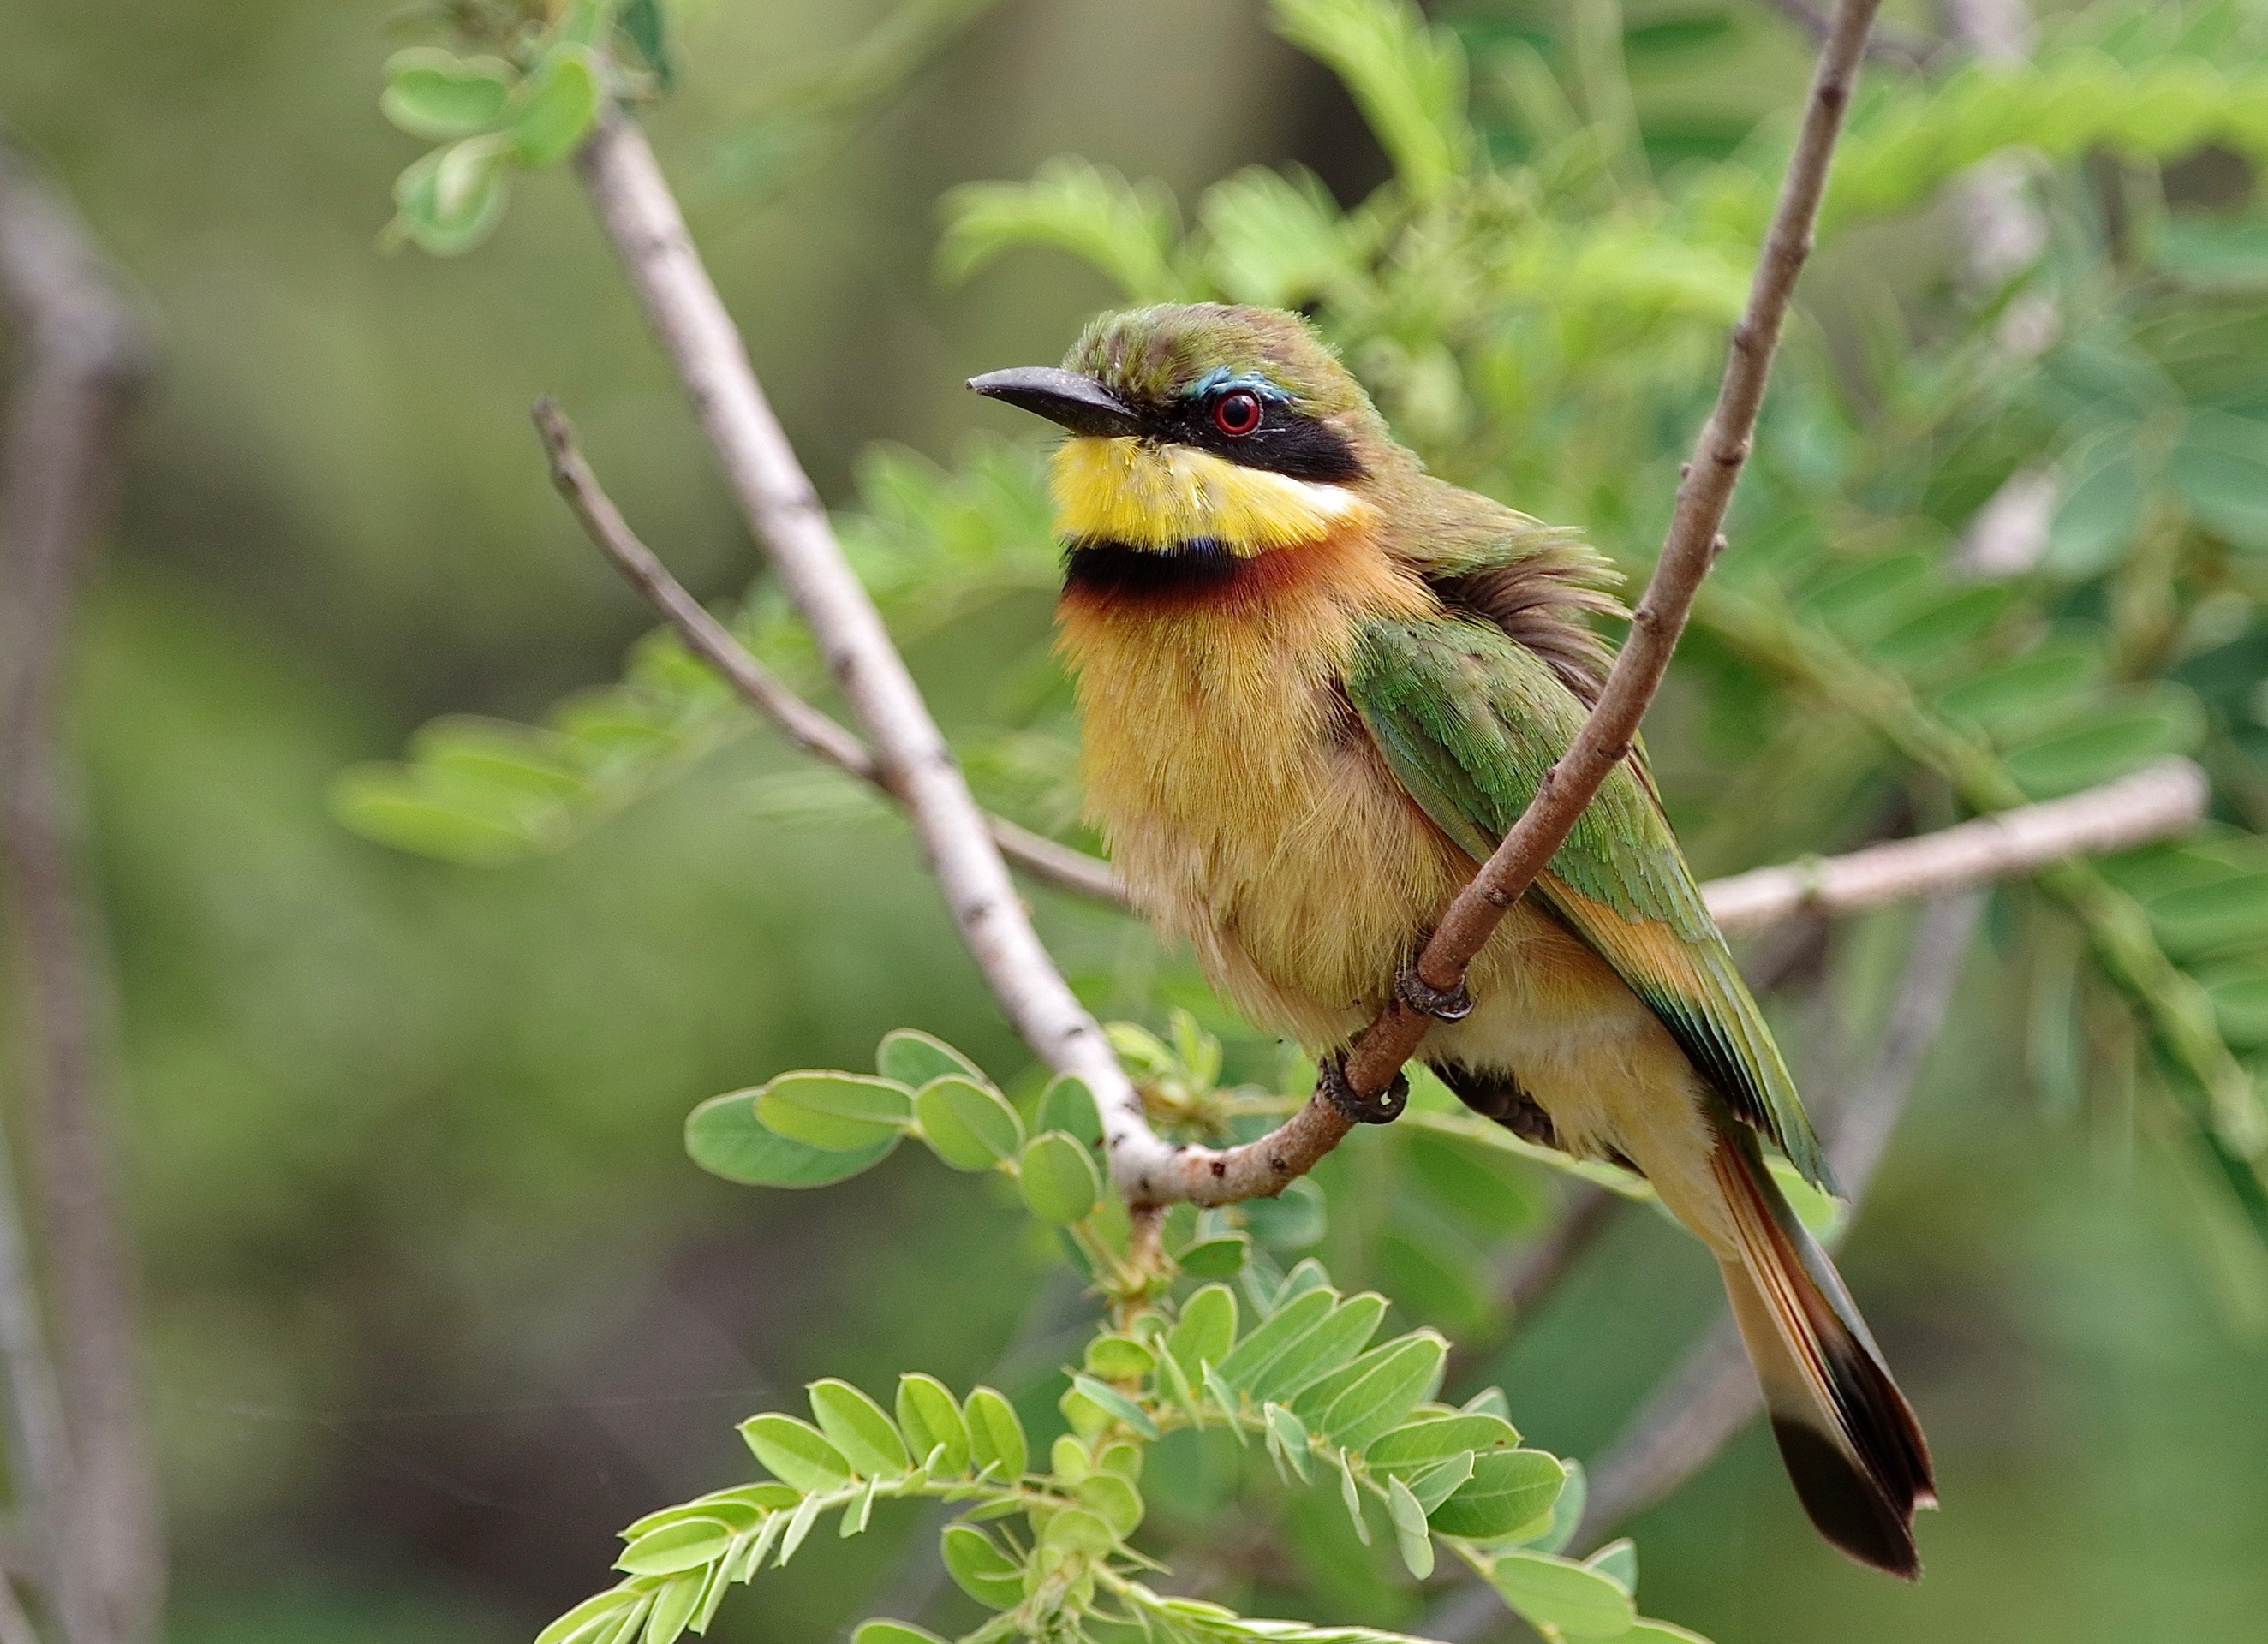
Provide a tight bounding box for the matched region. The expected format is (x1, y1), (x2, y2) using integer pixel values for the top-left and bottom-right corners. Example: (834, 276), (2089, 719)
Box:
(531, 399), (1121, 904)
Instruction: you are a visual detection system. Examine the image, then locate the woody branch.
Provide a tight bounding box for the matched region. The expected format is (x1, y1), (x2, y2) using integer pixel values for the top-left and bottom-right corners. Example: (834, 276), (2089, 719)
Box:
(0, 136), (162, 1644)
(557, 0), (2204, 1212)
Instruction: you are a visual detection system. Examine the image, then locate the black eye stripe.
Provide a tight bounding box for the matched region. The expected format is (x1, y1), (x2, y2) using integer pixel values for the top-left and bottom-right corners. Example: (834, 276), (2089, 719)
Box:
(1123, 394), (1363, 482)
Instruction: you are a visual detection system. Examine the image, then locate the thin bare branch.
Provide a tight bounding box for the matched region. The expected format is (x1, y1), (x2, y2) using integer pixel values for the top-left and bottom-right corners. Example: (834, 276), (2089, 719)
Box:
(530, 398), (1123, 903)
(1764, 0), (1943, 70)
(566, 110), (1244, 1198)
(1704, 759), (2207, 933)
(1328, 0), (1887, 1116)
(0, 136), (161, 1644)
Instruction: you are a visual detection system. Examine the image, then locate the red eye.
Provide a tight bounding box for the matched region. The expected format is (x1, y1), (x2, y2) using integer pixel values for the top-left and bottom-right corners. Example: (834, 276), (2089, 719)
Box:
(1212, 390), (1263, 438)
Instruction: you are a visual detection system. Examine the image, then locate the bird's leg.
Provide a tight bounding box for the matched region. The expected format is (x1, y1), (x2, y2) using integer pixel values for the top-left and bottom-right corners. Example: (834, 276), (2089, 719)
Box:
(1317, 1047), (1408, 1125)
(1394, 944), (1473, 1022)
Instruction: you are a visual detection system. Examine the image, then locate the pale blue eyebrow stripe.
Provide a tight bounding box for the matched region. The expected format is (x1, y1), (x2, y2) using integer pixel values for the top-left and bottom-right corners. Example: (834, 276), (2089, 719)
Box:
(1186, 366), (1292, 402)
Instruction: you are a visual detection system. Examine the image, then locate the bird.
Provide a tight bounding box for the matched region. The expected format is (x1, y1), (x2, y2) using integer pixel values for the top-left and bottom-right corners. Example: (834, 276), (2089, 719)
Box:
(968, 301), (1935, 1577)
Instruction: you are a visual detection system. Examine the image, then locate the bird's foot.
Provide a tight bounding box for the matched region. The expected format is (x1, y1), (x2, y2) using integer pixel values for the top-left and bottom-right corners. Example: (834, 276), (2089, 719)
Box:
(1394, 954), (1473, 1022)
(1317, 1050), (1408, 1125)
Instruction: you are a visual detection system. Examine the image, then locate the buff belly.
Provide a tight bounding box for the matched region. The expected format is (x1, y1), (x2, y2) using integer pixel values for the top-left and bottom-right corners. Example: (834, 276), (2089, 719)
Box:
(1060, 574), (1721, 1218)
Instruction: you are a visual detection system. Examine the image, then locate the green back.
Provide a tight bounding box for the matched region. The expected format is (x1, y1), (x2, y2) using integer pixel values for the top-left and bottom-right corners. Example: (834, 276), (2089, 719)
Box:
(1346, 613), (1833, 1190)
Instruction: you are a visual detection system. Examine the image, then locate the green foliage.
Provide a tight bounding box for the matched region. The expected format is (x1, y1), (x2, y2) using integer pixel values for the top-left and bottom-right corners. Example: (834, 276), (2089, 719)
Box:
(377, 2), (660, 255)
(355, 0), (2268, 1632)
(603, 1021), (1698, 1641)
(544, 1016), (1701, 1643)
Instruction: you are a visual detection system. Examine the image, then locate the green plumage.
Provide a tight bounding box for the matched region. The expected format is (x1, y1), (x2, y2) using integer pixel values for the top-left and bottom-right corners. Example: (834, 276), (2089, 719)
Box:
(1346, 611), (1834, 1191)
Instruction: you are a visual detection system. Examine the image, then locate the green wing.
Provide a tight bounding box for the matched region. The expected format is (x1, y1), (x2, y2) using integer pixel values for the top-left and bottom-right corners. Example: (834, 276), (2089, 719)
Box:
(1345, 613), (1833, 1190)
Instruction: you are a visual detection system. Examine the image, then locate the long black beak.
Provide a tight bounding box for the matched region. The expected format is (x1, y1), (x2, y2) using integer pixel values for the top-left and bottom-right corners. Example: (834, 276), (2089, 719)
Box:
(967, 366), (1143, 438)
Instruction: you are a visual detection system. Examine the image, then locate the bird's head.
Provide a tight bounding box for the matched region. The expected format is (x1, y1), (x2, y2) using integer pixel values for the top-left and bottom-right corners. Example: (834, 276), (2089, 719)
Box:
(969, 303), (1400, 567)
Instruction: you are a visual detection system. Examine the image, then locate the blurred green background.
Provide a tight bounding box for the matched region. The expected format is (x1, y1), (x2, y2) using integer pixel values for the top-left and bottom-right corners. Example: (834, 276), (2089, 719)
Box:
(6, 1), (2268, 1641)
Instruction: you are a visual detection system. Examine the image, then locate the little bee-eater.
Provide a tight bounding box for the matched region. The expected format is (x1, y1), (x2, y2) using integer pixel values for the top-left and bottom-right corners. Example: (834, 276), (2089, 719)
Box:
(970, 302), (1934, 1576)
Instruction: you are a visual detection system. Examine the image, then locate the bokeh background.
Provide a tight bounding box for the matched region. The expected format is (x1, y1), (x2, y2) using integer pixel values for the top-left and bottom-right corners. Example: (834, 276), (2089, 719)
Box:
(4, 2), (2268, 1641)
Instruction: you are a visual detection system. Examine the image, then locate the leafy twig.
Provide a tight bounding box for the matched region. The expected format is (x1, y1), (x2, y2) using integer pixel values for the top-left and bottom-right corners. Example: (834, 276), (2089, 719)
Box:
(0, 136), (161, 1644)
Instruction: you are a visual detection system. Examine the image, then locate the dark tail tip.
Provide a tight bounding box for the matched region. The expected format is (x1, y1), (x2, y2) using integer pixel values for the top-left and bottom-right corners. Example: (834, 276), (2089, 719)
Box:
(1769, 1415), (1925, 1579)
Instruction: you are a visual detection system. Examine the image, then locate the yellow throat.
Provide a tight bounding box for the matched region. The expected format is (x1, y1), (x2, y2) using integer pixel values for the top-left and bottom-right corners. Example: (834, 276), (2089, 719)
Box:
(1048, 436), (1373, 553)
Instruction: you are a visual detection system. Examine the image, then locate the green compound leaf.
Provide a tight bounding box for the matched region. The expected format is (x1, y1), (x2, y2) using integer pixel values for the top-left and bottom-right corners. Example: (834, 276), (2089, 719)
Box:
(964, 1386), (1029, 1480)
(2172, 408), (2268, 551)
(1018, 1130), (1102, 1224)
(940, 1524), (1024, 1609)
(914, 1075), (1024, 1170)
(1273, 0), (1472, 200)
(536, 1588), (642, 1644)
(737, 1413), (850, 1492)
(1243, 1176), (1328, 1250)
(876, 1028), (986, 1088)
(1041, 1505), (1118, 1557)
(509, 43), (603, 166)
(1587, 1538), (1638, 1594)
(381, 49), (516, 140)
(1264, 1402), (1314, 1482)
(391, 137), (511, 256)
(1076, 1470), (1145, 1536)
(1070, 1373), (1160, 1440)
(685, 1092), (897, 1188)
(1216, 1285), (1340, 1391)
(1488, 1549), (1637, 1638)
(1336, 1448), (1371, 1545)
(1251, 1292), (1387, 1403)
(1168, 1284), (1238, 1382)
(1037, 1074), (1105, 1147)
(1387, 1474), (1435, 1579)
(1176, 1232), (1252, 1277)
(895, 1373), (970, 1475)
(642, 1570), (701, 1644)
(1311, 1333), (1447, 1451)
(1428, 1450), (1567, 1539)
(1365, 1411), (1521, 1474)
(617, 0), (674, 89)
(1931, 638), (2104, 736)
(1404, 1450), (1475, 1514)
(755, 1072), (914, 1151)
(808, 1379), (909, 1476)
(615, 1516), (733, 1576)
(852, 1623), (948, 1644)
(778, 1491), (824, 1562)
(1085, 1334), (1157, 1380)
(2001, 688), (2203, 799)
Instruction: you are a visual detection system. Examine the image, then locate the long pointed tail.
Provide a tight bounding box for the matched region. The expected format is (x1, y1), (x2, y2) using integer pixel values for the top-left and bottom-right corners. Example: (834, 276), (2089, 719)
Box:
(1711, 1127), (1936, 1576)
